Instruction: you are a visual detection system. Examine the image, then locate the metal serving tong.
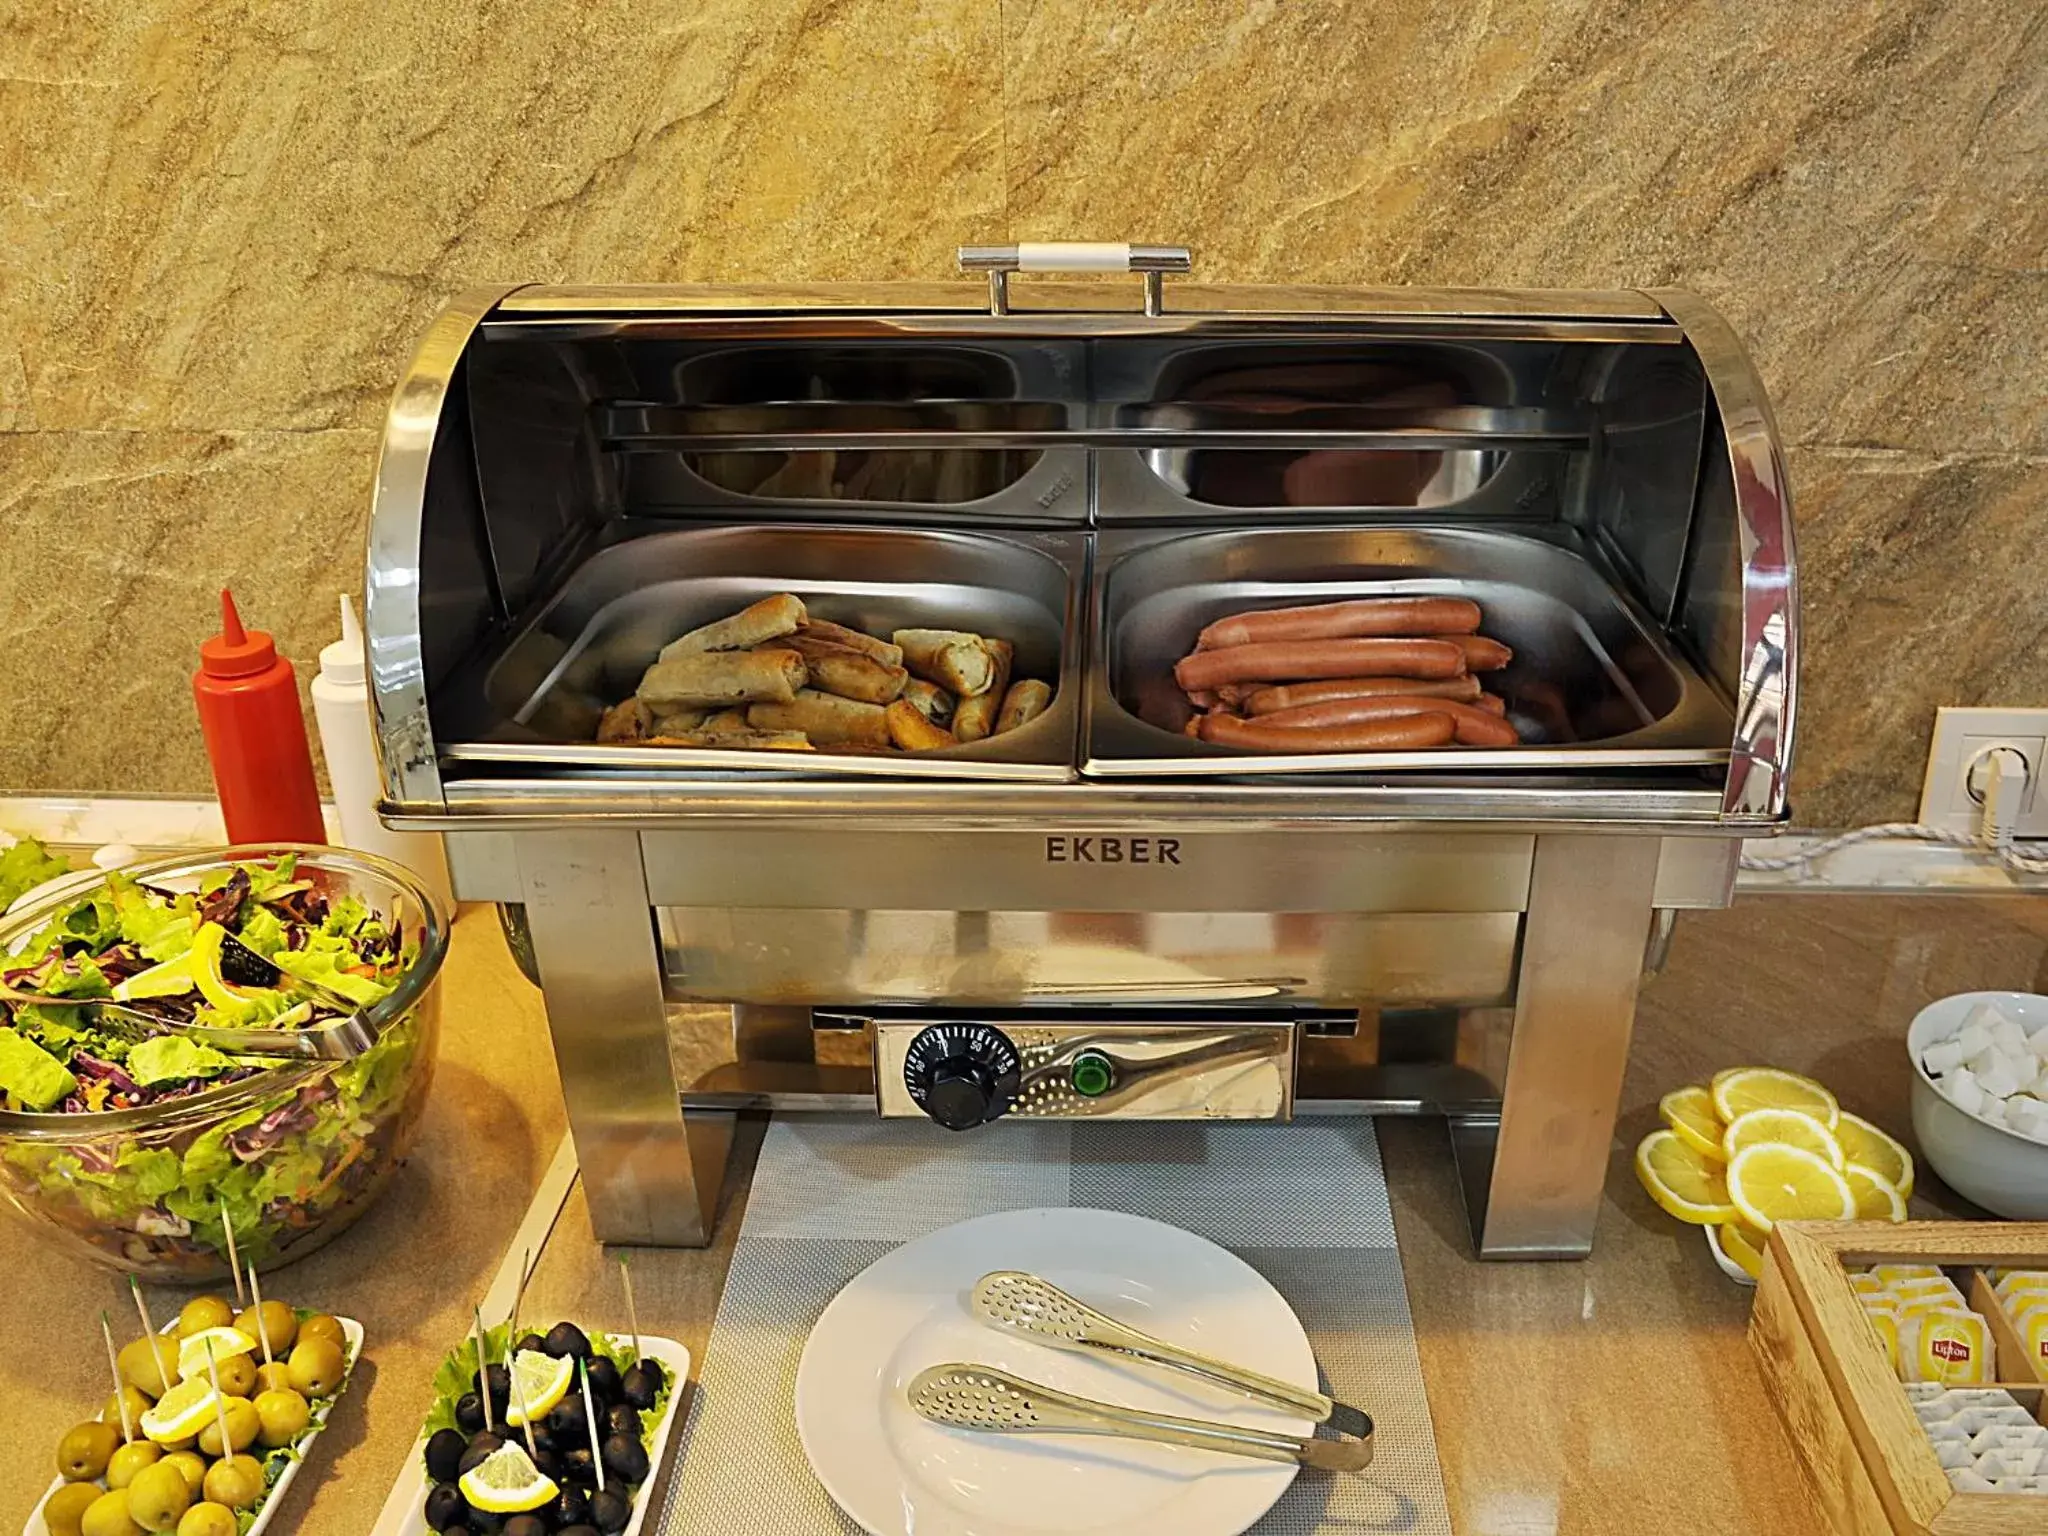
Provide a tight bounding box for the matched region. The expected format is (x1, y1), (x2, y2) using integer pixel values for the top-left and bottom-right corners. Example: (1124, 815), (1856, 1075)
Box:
(909, 1364), (1374, 1473)
(0, 986), (377, 1062)
(971, 1270), (1375, 1444)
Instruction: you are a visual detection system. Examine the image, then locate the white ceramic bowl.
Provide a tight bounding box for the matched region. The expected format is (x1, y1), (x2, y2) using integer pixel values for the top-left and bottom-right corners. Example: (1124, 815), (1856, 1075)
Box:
(1908, 990), (2048, 1219)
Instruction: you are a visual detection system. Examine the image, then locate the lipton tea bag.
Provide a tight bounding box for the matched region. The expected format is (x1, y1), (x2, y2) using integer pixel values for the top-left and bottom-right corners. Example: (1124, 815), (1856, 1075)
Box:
(1864, 1307), (1902, 1376)
(1902, 1308), (1992, 1386)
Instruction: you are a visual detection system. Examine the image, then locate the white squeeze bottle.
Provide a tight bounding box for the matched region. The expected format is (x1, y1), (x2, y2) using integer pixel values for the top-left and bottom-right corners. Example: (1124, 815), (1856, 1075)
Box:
(311, 594), (455, 912)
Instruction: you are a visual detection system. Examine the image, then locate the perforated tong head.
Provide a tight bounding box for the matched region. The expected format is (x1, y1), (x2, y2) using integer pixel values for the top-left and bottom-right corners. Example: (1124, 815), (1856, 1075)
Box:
(969, 1269), (1374, 1447)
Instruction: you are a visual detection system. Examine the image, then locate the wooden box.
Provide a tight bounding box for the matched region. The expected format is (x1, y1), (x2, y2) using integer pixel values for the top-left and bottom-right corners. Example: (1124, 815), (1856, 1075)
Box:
(1751, 1220), (2048, 1535)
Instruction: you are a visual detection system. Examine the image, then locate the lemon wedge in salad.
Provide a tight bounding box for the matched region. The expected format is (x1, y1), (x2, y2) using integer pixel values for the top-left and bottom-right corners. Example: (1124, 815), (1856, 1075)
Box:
(461, 1442), (558, 1514)
(140, 1379), (221, 1444)
(505, 1350), (574, 1427)
(177, 1327), (258, 1383)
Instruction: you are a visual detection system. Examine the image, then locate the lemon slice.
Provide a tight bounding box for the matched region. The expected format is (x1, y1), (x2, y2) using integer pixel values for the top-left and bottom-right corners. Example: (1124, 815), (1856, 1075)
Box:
(1712, 1066), (1840, 1130)
(1846, 1163), (1908, 1223)
(460, 1442), (559, 1515)
(1660, 1086), (1726, 1161)
(177, 1328), (258, 1383)
(1635, 1129), (1738, 1225)
(139, 1379), (221, 1444)
(1722, 1107), (1846, 1169)
(505, 1349), (574, 1427)
(1837, 1112), (1914, 1199)
(1726, 1141), (1857, 1231)
(188, 923), (260, 1013)
(1718, 1220), (1769, 1280)
(112, 954), (196, 1001)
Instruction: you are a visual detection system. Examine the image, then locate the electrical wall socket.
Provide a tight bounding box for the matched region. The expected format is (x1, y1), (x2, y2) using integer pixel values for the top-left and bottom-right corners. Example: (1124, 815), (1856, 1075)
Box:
(1918, 707), (2048, 836)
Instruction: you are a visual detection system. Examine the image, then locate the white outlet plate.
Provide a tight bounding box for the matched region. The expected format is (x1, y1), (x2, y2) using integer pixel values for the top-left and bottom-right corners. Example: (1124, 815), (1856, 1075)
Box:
(1918, 706), (2048, 835)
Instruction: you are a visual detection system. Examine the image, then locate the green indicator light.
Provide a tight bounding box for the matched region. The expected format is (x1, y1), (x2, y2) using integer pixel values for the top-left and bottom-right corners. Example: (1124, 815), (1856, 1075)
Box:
(1070, 1050), (1115, 1098)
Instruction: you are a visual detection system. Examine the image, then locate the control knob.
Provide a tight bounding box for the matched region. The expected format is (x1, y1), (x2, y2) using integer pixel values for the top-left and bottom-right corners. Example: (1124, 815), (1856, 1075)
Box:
(902, 1022), (1022, 1131)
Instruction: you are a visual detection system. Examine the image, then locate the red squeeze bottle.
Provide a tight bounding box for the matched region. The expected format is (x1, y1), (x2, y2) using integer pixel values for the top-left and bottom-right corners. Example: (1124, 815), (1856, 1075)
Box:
(193, 589), (328, 845)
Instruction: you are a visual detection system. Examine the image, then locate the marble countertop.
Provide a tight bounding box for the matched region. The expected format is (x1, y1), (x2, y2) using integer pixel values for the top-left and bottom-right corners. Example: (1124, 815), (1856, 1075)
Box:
(6, 892), (2046, 1535)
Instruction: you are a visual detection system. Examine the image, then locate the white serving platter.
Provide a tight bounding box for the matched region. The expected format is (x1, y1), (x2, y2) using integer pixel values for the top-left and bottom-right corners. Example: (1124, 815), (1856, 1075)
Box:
(24, 1315), (365, 1536)
(369, 1333), (691, 1536)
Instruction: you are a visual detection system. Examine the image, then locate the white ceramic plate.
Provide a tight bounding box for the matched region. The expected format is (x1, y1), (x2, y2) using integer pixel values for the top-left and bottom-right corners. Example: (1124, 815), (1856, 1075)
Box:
(369, 1333), (691, 1536)
(23, 1316), (364, 1536)
(795, 1207), (1317, 1536)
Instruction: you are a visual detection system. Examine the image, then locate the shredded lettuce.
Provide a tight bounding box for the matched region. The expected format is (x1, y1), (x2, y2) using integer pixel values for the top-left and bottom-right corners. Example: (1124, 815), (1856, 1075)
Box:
(128, 1035), (239, 1086)
(271, 948), (392, 1007)
(0, 1027), (76, 1110)
(0, 838), (69, 912)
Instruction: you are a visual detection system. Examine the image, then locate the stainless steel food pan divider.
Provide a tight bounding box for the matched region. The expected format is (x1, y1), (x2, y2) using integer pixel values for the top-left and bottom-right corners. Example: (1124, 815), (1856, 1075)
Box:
(1085, 524), (1734, 778)
(364, 250), (1796, 1269)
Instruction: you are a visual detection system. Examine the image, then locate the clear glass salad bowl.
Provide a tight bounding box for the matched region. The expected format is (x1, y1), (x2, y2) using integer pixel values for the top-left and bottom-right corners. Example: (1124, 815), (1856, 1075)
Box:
(0, 845), (447, 1281)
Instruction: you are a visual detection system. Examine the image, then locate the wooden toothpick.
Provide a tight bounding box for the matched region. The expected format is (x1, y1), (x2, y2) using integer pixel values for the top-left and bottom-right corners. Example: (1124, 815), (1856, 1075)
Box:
(619, 1255), (643, 1367)
(203, 1338), (235, 1457)
(128, 1277), (166, 1396)
(220, 1200), (246, 1307)
(100, 1311), (133, 1441)
(579, 1356), (606, 1493)
(470, 1306), (495, 1436)
(247, 1264), (274, 1365)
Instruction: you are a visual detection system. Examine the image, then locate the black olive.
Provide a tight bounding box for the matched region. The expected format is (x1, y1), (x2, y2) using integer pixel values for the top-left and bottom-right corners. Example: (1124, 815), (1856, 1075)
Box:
(559, 1528), (602, 1536)
(484, 1362), (512, 1414)
(503, 1519), (549, 1536)
(602, 1403), (640, 1441)
(424, 1483), (469, 1532)
(548, 1395), (589, 1445)
(530, 1444), (564, 1481)
(458, 1432), (505, 1475)
(582, 1356), (622, 1406)
(515, 1332), (546, 1356)
(468, 1517), (504, 1536)
(544, 1321), (593, 1360)
(561, 1446), (598, 1488)
(551, 1486), (591, 1527)
(619, 1364), (658, 1412)
(530, 1425), (559, 1457)
(425, 1428), (468, 1484)
(590, 1487), (632, 1533)
(455, 1393), (486, 1435)
(601, 1432), (651, 1485)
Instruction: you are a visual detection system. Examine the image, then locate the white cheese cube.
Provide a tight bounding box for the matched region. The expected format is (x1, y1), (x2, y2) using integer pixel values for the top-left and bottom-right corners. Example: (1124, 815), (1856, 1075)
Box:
(1924, 1040), (1968, 1076)
(1947, 1069), (1987, 1115)
(1993, 1017), (2034, 1058)
(1980, 1056), (2024, 1100)
(1969, 1044), (2005, 1079)
(2028, 1023), (2048, 1057)
(2032, 1067), (2048, 1099)
(1955, 1019), (1996, 1059)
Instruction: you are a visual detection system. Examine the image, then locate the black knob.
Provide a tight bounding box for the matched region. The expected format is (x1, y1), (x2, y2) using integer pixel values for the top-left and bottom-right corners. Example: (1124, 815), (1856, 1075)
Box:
(903, 1023), (1021, 1131)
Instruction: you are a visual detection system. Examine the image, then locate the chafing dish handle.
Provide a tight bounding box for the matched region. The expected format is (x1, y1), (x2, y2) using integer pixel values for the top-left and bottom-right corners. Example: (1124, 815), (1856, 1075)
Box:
(958, 241), (1193, 316)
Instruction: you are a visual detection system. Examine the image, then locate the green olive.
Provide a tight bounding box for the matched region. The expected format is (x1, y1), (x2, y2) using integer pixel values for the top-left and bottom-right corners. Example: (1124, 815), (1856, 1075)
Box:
(123, 1460), (193, 1534)
(286, 1337), (345, 1399)
(174, 1297), (235, 1339)
(56, 1420), (120, 1482)
(41, 1483), (101, 1536)
(106, 1439), (161, 1489)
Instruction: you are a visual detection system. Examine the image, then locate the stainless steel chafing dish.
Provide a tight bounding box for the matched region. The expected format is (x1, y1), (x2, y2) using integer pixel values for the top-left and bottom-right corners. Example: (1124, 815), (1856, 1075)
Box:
(364, 242), (1796, 1260)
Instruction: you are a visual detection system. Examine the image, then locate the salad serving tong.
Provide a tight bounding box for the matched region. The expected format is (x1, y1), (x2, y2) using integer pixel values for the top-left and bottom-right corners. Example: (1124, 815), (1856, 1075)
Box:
(907, 1270), (1375, 1473)
(0, 983), (377, 1062)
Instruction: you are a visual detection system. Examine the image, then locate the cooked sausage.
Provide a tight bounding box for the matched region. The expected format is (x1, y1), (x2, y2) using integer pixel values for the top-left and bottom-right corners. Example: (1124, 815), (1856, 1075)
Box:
(596, 697), (654, 743)
(747, 690), (891, 748)
(762, 636), (908, 704)
(798, 619), (903, 667)
(953, 639), (1014, 742)
(1477, 692), (1507, 717)
(638, 647), (807, 708)
(1256, 695), (1519, 747)
(901, 678), (955, 724)
(994, 679), (1053, 735)
(646, 730), (813, 751)
(1197, 597), (1483, 650)
(1241, 675), (1483, 715)
(1199, 712), (1457, 753)
(658, 593), (806, 661)
(1173, 638), (1467, 692)
(893, 629), (998, 697)
(1187, 689), (1219, 709)
(1182, 715), (1205, 738)
(885, 699), (958, 751)
(1435, 634), (1513, 672)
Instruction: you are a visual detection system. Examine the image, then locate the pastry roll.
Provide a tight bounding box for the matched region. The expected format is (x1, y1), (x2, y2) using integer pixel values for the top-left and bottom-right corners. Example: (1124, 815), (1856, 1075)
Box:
(892, 629), (996, 698)
(746, 689), (892, 749)
(637, 648), (807, 708)
(658, 593), (806, 661)
(952, 640), (1013, 742)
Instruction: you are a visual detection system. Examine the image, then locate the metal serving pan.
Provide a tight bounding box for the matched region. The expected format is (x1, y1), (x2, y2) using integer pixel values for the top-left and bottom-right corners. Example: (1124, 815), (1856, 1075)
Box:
(1083, 524), (1733, 778)
(445, 522), (1084, 782)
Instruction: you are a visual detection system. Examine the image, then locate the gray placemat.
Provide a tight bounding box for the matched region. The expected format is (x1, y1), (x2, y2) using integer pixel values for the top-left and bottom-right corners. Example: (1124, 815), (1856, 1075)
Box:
(659, 1117), (1450, 1535)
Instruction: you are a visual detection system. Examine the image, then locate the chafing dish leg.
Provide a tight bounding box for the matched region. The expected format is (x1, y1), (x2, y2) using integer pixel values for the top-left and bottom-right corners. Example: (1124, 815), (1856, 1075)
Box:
(516, 829), (731, 1246)
(1457, 834), (1661, 1259)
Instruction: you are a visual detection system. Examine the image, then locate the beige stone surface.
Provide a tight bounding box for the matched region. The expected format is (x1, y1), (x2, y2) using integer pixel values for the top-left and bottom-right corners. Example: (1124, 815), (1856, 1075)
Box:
(3, 0), (2044, 817)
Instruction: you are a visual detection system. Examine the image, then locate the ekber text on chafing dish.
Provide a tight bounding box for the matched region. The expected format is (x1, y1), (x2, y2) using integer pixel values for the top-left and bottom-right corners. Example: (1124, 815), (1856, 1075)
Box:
(1043, 835), (1181, 864)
